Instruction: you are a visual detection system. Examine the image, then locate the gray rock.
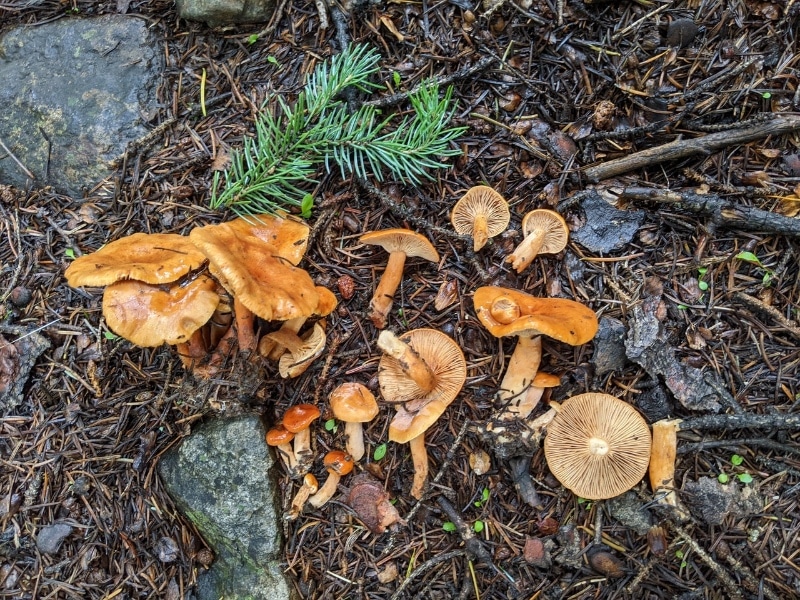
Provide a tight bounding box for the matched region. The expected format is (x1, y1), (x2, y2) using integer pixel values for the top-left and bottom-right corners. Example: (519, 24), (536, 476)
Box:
(0, 16), (163, 198)
(571, 191), (645, 253)
(176, 0), (276, 26)
(36, 522), (73, 554)
(158, 415), (295, 600)
(683, 476), (762, 526)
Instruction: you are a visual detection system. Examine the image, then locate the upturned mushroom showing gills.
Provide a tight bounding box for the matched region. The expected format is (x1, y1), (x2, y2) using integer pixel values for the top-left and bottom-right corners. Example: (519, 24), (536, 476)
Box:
(377, 328), (467, 498)
(359, 229), (439, 329)
(308, 450), (355, 509)
(329, 382), (379, 462)
(450, 186), (510, 251)
(473, 286), (598, 421)
(544, 393), (652, 500)
(506, 209), (569, 273)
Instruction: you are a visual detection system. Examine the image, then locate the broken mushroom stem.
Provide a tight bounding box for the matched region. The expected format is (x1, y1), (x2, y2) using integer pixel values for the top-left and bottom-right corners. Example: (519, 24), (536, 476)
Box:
(377, 330), (435, 394)
(409, 432), (429, 500)
(308, 450), (355, 509)
(649, 418), (690, 520)
(371, 251), (407, 328)
(285, 473), (318, 520)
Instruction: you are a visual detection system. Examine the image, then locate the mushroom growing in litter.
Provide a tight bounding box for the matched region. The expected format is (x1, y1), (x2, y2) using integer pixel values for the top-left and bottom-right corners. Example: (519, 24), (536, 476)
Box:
(474, 286), (598, 421)
(286, 473), (318, 520)
(377, 329), (467, 498)
(272, 323), (327, 379)
(450, 185), (510, 251)
(266, 424), (296, 472)
(544, 393), (652, 500)
(283, 403), (321, 477)
(649, 418), (689, 519)
(329, 382), (379, 462)
(259, 287), (338, 360)
(506, 209), (569, 273)
(359, 229), (439, 329)
(308, 450), (355, 509)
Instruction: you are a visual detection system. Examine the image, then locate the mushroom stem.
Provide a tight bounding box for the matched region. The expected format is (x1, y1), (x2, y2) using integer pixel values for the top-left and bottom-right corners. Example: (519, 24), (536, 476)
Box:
(176, 329), (207, 370)
(274, 443), (297, 472)
(292, 428), (314, 476)
(193, 324), (237, 379)
(472, 213), (489, 252)
(507, 229), (546, 273)
(377, 330), (435, 393)
(308, 472), (341, 509)
(649, 419), (680, 507)
(497, 334), (543, 420)
(409, 432), (429, 500)
(286, 474), (318, 520)
(234, 297), (258, 353)
(369, 251), (407, 329)
(261, 316), (307, 359)
(344, 421), (366, 462)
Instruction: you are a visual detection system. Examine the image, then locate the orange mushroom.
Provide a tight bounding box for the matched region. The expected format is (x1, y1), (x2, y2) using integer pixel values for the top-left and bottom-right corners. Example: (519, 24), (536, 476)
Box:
(283, 404), (322, 477)
(308, 450), (355, 509)
(359, 229), (439, 329)
(450, 186), (510, 251)
(329, 383), (379, 462)
(506, 209), (569, 273)
(266, 424), (296, 472)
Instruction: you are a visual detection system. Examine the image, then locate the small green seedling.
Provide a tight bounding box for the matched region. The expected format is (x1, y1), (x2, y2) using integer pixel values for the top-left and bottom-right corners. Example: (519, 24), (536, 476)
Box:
(442, 521), (457, 532)
(762, 92), (772, 99)
(577, 497), (593, 510)
(675, 549), (687, 568)
(393, 71), (402, 87)
(737, 473), (754, 484)
(473, 520), (485, 533)
(373, 443), (387, 461)
(65, 248), (76, 260)
(267, 55), (280, 66)
(300, 193), (314, 219)
(324, 419), (337, 433)
(730, 454), (744, 466)
(474, 488), (490, 508)
(697, 267), (709, 291)
(736, 251), (763, 266)
(718, 473), (729, 484)
(247, 34), (259, 45)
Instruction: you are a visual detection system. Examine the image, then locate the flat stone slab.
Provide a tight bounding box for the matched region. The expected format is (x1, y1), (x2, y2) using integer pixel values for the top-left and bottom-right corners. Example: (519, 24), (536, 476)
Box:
(0, 15), (163, 197)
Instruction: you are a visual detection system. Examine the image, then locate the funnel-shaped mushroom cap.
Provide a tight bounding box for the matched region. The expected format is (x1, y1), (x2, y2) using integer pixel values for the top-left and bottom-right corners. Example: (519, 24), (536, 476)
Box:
(190, 216), (318, 322)
(65, 233), (207, 287)
(474, 286), (598, 346)
(378, 328), (467, 408)
(451, 186), (510, 251)
(359, 229), (440, 262)
(521, 209), (569, 254)
(544, 393), (652, 500)
(102, 276), (220, 347)
(330, 383), (379, 423)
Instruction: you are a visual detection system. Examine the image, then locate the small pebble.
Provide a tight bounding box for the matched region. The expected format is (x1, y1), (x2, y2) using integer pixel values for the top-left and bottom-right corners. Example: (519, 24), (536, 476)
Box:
(36, 523), (74, 554)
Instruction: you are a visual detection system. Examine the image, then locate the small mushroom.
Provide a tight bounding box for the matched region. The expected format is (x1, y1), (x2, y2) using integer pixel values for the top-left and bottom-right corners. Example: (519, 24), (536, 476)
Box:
(308, 450), (355, 509)
(474, 286), (598, 421)
(285, 473), (319, 520)
(506, 209), (569, 273)
(450, 186), (510, 251)
(329, 383), (379, 461)
(266, 424), (296, 472)
(377, 329), (467, 498)
(359, 229), (439, 329)
(274, 323), (327, 378)
(259, 287), (338, 360)
(544, 393), (652, 500)
(283, 404), (322, 477)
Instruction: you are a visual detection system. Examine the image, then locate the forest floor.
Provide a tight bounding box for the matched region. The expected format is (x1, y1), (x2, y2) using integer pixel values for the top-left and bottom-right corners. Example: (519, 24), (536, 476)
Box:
(1, 0), (800, 599)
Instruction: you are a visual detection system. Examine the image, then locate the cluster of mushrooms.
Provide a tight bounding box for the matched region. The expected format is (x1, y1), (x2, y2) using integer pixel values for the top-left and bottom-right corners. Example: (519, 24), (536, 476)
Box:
(65, 187), (683, 522)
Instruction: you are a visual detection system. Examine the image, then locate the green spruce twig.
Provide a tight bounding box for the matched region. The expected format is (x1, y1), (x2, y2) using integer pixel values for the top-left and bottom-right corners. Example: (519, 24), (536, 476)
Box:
(210, 44), (466, 218)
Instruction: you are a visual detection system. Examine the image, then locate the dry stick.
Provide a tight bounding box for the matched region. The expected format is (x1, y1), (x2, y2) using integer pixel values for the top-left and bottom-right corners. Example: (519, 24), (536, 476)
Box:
(672, 525), (746, 600)
(584, 114), (800, 182)
(678, 437), (800, 457)
(0, 136), (35, 179)
(620, 186), (800, 238)
(388, 550), (466, 600)
(731, 291), (800, 339)
(678, 412), (800, 431)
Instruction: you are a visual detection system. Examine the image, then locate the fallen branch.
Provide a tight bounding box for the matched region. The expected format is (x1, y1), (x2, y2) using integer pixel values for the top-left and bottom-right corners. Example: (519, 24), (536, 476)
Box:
(731, 291), (800, 339)
(619, 186), (800, 237)
(584, 114), (800, 181)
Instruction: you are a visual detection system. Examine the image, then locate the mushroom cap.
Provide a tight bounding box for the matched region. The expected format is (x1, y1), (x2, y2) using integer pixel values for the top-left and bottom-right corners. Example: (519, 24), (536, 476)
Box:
(323, 450), (355, 476)
(277, 323), (327, 378)
(388, 395), (455, 444)
(190, 216), (319, 322)
(544, 393), (652, 500)
(359, 229), (440, 263)
(302, 473), (319, 492)
(314, 286), (339, 316)
(473, 286), (598, 346)
(378, 328), (467, 407)
(532, 372), (561, 387)
(520, 209), (569, 254)
(329, 382), (379, 423)
(65, 233), (207, 287)
(102, 276), (219, 347)
(451, 186), (510, 234)
(266, 425), (295, 446)
(283, 404), (322, 433)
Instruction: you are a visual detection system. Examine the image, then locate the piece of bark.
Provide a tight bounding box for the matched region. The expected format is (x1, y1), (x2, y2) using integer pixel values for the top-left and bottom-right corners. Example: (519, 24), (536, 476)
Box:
(584, 115), (800, 182)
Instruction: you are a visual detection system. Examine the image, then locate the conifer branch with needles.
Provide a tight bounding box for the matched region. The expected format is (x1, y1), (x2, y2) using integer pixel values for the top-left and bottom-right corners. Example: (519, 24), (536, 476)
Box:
(210, 44), (466, 218)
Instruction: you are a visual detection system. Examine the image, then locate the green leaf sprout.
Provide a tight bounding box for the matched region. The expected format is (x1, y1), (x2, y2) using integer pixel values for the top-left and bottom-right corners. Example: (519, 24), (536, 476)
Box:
(442, 521), (457, 532)
(373, 443), (388, 461)
(730, 454), (744, 466)
(473, 520), (485, 533)
(324, 419), (337, 433)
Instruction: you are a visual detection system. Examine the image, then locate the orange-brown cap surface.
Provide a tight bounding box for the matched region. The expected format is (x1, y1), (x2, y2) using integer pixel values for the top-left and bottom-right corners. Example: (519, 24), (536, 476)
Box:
(473, 286), (598, 345)
(65, 233), (207, 287)
(283, 404), (322, 433)
(323, 450), (355, 476)
(329, 383), (379, 423)
(359, 229), (440, 263)
(190, 216), (319, 322)
(102, 276), (219, 347)
(266, 425), (295, 446)
(544, 392), (652, 500)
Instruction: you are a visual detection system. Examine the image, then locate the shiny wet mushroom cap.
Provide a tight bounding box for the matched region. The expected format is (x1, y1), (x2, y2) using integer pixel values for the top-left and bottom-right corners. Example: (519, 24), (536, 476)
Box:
(329, 383), (379, 461)
(65, 232), (207, 287)
(451, 186), (510, 251)
(544, 393), (652, 500)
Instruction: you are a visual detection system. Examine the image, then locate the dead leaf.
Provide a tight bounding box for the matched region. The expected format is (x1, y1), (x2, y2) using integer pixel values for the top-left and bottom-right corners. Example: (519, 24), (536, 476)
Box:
(210, 150), (230, 172)
(434, 279), (458, 310)
(380, 15), (405, 41)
